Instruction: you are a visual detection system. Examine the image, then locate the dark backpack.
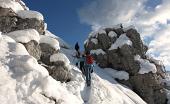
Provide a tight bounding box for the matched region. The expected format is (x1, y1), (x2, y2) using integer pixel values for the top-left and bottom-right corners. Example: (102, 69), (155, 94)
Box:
(75, 42), (79, 52)
(86, 55), (93, 65)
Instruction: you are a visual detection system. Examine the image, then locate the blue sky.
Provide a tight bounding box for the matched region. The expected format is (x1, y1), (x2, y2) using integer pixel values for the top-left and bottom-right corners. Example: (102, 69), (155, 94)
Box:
(23, 0), (170, 70)
(23, 0), (91, 49)
(22, 0), (161, 47)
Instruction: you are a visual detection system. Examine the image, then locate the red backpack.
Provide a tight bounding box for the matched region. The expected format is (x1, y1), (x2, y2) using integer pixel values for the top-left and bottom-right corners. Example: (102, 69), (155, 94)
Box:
(86, 55), (94, 64)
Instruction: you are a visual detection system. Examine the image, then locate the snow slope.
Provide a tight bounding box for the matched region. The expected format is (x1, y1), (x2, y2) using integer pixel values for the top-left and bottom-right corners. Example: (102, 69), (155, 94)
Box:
(0, 35), (83, 104)
(0, 31), (147, 104)
(62, 48), (147, 104)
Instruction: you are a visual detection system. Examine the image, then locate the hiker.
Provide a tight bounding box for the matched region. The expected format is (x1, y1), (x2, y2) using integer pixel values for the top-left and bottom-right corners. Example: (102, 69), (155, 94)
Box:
(74, 42), (80, 66)
(84, 50), (94, 86)
(79, 54), (85, 75)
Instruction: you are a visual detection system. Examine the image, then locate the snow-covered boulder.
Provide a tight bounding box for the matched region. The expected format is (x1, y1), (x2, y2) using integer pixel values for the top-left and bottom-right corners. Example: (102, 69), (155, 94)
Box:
(17, 10), (44, 21)
(0, 6), (45, 35)
(46, 53), (72, 82)
(39, 35), (60, 65)
(6, 29), (40, 43)
(0, 0), (24, 13)
(40, 35), (60, 51)
(0, 7), (16, 16)
(134, 55), (157, 74)
(109, 34), (132, 50)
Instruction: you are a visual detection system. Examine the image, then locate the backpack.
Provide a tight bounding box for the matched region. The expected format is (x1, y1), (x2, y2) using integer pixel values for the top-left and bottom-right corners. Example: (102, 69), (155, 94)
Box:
(75, 42), (79, 52)
(86, 55), (93, 65)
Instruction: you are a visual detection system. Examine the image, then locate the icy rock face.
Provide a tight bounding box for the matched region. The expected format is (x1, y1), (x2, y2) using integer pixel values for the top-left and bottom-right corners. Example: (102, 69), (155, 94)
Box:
(85, 25), (167, 104)
(0, 7), (44, 34)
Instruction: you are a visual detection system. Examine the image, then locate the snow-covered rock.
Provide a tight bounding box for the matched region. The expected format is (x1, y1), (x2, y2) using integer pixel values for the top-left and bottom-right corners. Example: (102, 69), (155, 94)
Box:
(91, 38), (98, 44)
(6, 29), (40, 43)
(109, 34), (132, 50)
(85, 25), (167, 104)
(108, 31), (117, 38)
(134, 55), (157, 74)
(123, 25), (136, 32)
(0, 0), (24, 13)
(104, 68), (129, 80)
(40, 35), (60, 51)
(90, 49), (106, 55)
(17, 10), (44, 20)
(50, 53), (70, 66)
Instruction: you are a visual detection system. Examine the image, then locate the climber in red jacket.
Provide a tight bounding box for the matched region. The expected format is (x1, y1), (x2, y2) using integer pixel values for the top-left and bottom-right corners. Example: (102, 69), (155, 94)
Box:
(84, 50), (94, 87)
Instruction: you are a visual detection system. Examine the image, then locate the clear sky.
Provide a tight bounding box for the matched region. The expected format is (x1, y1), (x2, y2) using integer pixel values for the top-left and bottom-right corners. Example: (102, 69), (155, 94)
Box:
(23, 0), (91, 49)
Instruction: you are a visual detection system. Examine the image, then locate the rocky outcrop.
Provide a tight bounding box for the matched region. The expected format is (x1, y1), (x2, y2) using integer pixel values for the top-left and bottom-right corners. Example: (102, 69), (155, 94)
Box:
(0, 7), (45, 34)
(85, 25), (167, 104)
(0, 4), (71, 83)
(44, 61), (71, 82)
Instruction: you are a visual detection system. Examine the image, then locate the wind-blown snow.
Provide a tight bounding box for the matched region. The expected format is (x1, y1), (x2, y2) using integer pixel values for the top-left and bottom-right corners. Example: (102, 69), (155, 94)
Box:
(40, 35), (60, 51)
(108, 31), (117, 38)
(6, 29), (40, 43)
(134, 55), (157, 74)
(109, 34), (132, 50)
(17, 10), (44, 20)
(0, 0), (24, 12)
(104, 68), (129, 80)
(50, 53), (70, 66)
(90, 49), (106, 55)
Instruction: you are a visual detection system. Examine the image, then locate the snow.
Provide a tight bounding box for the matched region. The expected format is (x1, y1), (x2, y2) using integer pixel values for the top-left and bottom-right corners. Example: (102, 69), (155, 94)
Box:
(87, 65), (146, 104)
(134, 55), (157, 74)
(62, 48), (146, 104)
(40, 35), (60, 51)
(19, 0), (29, 10)
(109, 34), (132, 50)
(44, 30), (71, 49)
(108, 31), (117, 38)
(50, 53), (70, 67)
(6, 29), (40, 43)
(88, 31), (98, 38)
(166, 90), (170, 104)
(1, 35), (16, 42)
(0, 33), (147, 104)
(91, 38), (98, 44)
(0, 35), (82, 104)
(90, 49), (106, 55)
(98, 29), (106, 34)
(123, 25), (136, 32)
(104, 68), (129, 80)
(146, 55), (163, 66)
(17, 10), (44, 20)
(84, 39), (89, 45)
(0, 0), (24, 12)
